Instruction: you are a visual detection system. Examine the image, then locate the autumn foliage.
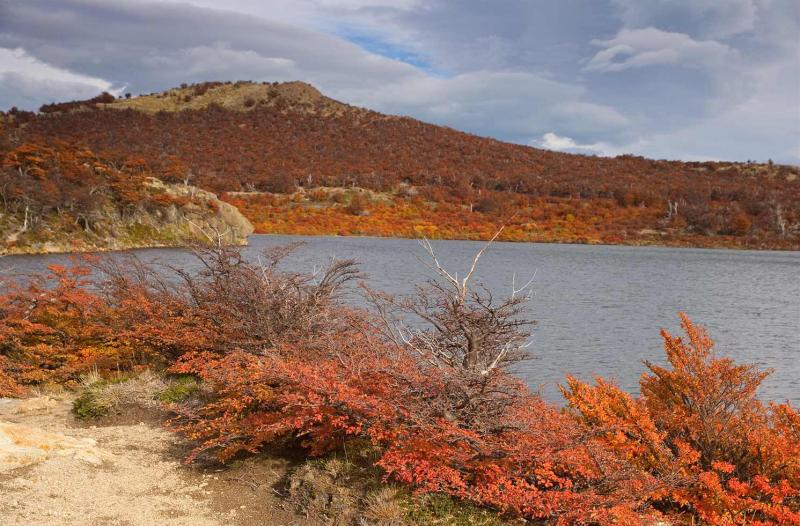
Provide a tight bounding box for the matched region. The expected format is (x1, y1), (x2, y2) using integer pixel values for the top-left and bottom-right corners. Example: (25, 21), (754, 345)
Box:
(563, 314), (800, 524)
(0, 248), (797, 524)
(3, 81), (798, 249)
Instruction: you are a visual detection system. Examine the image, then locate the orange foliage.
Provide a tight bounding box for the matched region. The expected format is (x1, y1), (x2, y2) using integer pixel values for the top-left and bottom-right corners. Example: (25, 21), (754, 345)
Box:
(0, 251), (796, 525)
(0, 263), (158, 394)
(226, 189), (797, 249)
(563, 314), (800, 525)
(4, 81), (798, 249)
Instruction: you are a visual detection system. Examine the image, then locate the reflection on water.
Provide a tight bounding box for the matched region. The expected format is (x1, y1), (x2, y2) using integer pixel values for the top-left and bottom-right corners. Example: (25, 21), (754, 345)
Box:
(3, 235), (799, 403)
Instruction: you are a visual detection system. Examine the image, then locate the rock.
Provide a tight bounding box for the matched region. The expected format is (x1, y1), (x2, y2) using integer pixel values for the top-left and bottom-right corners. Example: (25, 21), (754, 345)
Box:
(0, 421), (111, 472)
(15, 396), (58, 414)
(4, 177), (254, 254)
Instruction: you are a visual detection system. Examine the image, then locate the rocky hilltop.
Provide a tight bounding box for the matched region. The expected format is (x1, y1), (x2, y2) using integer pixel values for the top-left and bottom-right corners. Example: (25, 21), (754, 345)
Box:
(38, 80), (360, 117)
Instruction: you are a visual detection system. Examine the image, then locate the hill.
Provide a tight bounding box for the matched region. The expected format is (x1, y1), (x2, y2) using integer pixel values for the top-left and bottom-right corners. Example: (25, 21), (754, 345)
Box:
(1, 81), (798, 249)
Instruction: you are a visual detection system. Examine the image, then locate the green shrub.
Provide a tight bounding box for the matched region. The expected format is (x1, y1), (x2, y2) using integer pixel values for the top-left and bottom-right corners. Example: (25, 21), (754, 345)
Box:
(405, 494), (508, 526)
(157, 375), (200, 403)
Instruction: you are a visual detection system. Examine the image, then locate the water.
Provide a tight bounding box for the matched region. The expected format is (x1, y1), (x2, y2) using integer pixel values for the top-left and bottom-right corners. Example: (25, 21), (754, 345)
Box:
(3, 235), (799, 403)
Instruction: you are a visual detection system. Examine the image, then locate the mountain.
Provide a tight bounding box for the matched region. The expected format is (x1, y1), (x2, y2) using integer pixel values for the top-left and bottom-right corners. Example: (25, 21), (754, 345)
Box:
(1, 81), (798, 250)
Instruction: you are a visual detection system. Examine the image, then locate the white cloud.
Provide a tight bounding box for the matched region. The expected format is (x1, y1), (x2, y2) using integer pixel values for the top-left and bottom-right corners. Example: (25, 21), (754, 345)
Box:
(538, 132), (582, 150)
(0, 47), (120, 109)
(612, 0), (757, 39)
(584, 27), (735, 72)
(533, 132), (631, 157)
(0, 47), (116, 91)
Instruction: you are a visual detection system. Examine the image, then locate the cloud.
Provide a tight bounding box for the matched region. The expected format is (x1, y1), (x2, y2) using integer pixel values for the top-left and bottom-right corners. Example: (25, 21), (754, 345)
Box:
(538, 132), (585, 150)
(339, 71), (632, 145)
(584, 27), (735, 72)
(0, 0), (419, 96)
(533, 132), (633, 157)
(0, 47), (119, 109)
(626, 55), (800, 163)
(611, 0), (757, 39)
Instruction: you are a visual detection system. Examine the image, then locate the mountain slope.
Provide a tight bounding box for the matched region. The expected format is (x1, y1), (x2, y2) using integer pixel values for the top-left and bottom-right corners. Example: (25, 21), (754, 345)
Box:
(2, 81), (798, 249)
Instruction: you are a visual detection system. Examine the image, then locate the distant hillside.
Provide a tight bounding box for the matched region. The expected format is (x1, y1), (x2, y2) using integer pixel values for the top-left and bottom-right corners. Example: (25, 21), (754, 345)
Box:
(1, 81), (798, 249)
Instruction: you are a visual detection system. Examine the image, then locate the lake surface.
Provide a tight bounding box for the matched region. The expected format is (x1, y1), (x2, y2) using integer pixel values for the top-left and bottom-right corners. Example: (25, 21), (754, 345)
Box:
(3, 235), (799, 403)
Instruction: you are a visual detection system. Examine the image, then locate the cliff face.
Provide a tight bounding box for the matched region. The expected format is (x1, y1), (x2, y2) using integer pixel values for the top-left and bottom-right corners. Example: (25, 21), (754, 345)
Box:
(1, 178), (253, 255)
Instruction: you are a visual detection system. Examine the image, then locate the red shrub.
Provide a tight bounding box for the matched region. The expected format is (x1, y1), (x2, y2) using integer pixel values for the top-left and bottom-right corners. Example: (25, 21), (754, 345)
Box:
(563, 314), (800, 525)
(0, 263), (156, 394)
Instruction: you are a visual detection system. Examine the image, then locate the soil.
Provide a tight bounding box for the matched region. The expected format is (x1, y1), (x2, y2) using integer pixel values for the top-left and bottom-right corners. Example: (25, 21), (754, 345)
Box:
(0, 396), (317, 526)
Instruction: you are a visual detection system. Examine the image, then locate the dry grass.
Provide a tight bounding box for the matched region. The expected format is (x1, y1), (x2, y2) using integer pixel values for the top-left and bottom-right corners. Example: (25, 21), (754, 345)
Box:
(73, 370), (169, 419)
(92, 370), (167, 410)
(362, 487), (406, 525)
(106, 81), (357, 116)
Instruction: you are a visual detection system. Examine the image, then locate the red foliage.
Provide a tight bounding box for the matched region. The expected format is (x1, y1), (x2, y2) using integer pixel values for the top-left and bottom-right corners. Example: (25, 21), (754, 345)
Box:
(6, 81), (798, 248)
(563, 314), (800, 525)
(171, 329), (655, 524)
(1, 250), (796, 525)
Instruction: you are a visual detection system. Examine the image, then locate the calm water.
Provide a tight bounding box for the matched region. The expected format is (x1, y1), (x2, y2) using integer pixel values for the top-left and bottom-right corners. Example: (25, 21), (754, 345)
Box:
(3, 235), (799, 403)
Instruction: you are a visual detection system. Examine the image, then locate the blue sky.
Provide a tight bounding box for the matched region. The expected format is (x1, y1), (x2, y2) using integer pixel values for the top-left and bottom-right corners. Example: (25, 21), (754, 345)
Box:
(0, 0), (798, 163)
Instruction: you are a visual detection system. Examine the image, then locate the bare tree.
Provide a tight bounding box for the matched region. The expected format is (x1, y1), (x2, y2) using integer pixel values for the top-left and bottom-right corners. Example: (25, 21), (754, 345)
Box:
(366, 228), (536, 429)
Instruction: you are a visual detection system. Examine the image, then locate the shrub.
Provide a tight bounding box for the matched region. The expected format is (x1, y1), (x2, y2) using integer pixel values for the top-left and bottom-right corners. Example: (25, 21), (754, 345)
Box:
(473, 195), (502, 215)
(168, 243), (654, 524)
(263, 172), (297, 194)
(562, 313), (800, 525)
(345, 192), (369, 215)
(0, 263), (156, 395)
(157, 375), (201, 403)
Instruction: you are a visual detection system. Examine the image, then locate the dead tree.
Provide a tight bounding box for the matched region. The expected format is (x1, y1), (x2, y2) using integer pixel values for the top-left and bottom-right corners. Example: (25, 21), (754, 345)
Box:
(366, 228), (536, 429)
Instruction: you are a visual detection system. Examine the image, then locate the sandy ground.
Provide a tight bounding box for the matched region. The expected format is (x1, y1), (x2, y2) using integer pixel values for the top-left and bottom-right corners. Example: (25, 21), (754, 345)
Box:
(0, 396), (310, 526)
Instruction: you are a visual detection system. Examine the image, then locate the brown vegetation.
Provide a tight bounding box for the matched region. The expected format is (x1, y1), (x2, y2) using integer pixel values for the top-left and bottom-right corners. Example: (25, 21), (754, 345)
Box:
(2, 81), (797, 249)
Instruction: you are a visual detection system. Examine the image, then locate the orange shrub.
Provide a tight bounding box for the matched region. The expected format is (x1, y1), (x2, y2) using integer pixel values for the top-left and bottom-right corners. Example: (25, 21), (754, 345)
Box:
(0, 263), (157, 394)
(563, 314), (800, 525)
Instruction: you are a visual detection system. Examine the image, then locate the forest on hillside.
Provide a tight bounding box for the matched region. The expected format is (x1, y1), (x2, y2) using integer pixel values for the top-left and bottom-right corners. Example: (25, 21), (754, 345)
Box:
(1, 82), (798, 249)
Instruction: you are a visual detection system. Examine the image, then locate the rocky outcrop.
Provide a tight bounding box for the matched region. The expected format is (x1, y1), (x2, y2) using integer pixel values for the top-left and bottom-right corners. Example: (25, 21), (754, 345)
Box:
(1, 178), (253, 255)
(144, 178), (254, 245)
(0, 419), (107, 472)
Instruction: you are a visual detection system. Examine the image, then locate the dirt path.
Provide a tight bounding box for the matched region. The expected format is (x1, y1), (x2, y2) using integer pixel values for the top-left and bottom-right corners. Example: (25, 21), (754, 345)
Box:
(0, 396), (309, 526)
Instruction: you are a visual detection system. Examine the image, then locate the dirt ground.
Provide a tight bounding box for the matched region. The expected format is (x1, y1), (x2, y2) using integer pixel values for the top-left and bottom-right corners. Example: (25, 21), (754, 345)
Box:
(0, 395), (314, 526)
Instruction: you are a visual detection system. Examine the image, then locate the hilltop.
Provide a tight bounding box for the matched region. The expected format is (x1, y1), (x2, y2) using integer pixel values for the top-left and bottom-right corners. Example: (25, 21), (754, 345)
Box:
(1, 81), (798, 249)
(106, 80), (361, 116)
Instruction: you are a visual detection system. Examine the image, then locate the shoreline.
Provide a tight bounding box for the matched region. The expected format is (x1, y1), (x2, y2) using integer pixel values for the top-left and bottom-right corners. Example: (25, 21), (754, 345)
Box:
(4, 232), (800, 257)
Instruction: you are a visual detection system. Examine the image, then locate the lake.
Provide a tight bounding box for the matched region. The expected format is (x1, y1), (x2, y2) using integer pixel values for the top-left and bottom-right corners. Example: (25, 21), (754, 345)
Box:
(3, 234), (799, 403)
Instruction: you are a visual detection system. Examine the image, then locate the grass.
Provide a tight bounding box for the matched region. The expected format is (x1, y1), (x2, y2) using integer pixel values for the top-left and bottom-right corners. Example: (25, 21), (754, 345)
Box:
(72, 374), (133, 418)
(283, 442), (511, 525)
(405, 494), (510, 526)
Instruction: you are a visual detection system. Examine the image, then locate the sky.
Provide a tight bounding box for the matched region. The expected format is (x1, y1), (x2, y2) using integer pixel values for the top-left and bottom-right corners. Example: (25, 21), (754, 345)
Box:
(0, 0), (798, 163)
